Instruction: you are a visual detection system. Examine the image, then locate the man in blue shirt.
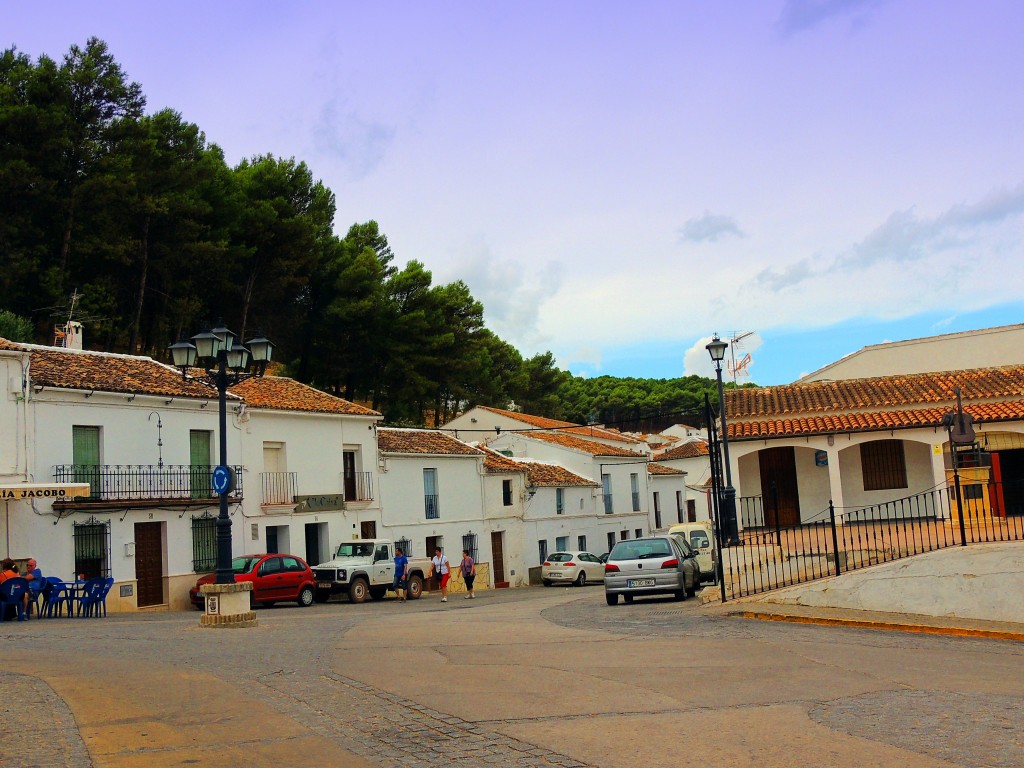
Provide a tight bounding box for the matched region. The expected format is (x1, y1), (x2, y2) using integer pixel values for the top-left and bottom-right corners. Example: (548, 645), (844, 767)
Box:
(393, 548), (409, 602)
(23, 557), (44, 616)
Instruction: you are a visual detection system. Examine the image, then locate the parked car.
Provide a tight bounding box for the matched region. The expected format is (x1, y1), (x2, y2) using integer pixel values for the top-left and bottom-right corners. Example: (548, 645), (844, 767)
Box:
(668, 521), (716, 582)
(603, 535), (700, 605)
(189, 554), (316, 609)
(542, 551), (605, 586)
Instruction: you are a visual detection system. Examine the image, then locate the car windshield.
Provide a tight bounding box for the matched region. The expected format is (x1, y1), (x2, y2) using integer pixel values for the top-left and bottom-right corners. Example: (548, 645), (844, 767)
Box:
(547, 553), (574, 562)
(610, 540), (672, 560)
(689, 532), (711, 548)
(231, 556), (261, 573)
(335, 543), (374, 558)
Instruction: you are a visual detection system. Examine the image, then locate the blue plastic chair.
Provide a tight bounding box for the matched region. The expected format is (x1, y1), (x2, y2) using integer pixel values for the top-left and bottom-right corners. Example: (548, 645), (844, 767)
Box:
(72, 578), (105, 618)
(97, 577), (114, 617)
(0, 577), (30, 622)
(42, 577), (70, 618)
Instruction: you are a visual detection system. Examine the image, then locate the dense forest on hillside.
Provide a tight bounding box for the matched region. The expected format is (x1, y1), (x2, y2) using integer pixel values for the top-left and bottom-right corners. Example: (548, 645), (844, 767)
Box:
(1, 38), (738, 426)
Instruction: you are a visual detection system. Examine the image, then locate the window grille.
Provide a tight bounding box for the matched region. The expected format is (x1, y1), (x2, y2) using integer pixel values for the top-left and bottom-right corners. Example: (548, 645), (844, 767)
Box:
(461, 532), (478, 562)
(860, 440), (908, 491)
(556, 488), (564, 515)
(192, 513), (217, 572)
(73, 517), (111, 579)
(396, 537), (412, 557)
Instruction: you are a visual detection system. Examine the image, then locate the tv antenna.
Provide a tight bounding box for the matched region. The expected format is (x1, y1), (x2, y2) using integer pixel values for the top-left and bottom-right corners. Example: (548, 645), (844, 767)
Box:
(727, 331), (755, 383)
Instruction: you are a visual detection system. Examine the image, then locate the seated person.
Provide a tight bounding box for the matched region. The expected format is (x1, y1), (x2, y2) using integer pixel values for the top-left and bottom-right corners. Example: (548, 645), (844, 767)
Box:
(22, 557), (44, 614)
(0, 558), (18, 583)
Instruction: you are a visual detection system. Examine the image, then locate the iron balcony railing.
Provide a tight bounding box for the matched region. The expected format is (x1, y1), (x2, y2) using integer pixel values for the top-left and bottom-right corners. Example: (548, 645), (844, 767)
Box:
(261, 471), (298, 505)
(343, 471), (374, 502)
(603, 494), (614, 514)
(425, 493), (440, 519)
(631, 491), (641, 511)
(54, 464), (244, 502)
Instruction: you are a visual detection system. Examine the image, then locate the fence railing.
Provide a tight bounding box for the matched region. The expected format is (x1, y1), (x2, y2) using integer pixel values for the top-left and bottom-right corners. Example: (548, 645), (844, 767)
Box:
(54, 464), (244, 502)
(343, 471), (374, 502)
(739, 495), (764, 528)
(719, 479), (1024, 600)
(261, 471), (298, 505)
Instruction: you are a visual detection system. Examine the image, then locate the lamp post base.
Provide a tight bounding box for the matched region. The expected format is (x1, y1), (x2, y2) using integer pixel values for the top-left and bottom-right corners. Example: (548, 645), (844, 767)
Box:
(199, 582), (257, 628)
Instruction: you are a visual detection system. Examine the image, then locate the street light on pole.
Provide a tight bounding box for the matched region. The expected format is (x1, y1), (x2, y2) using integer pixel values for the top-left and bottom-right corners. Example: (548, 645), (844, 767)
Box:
(169, 323), (274, 585)
(707, 334), (741, 546)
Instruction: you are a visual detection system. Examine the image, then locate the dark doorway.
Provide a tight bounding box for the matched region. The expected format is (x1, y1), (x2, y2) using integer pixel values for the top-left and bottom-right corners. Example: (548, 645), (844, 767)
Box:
(360, 520), (377, 539)
(304, 522), (325, 566)
(134, 522), (164, 607)
(490, 531), (506, 587)
(344, 451), (357, 500)
(995, 449), (1024, 516)
(758, 447), (801, 526)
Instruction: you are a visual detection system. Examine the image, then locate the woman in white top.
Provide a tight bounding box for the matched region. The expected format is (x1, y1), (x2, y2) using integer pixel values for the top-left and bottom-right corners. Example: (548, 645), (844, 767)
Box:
(430, 547), (451, 602)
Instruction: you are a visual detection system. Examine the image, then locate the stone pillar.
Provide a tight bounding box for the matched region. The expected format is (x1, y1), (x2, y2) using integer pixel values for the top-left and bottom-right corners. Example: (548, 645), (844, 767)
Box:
(826, 446), (845, 515)
(199, 581), (256, 628)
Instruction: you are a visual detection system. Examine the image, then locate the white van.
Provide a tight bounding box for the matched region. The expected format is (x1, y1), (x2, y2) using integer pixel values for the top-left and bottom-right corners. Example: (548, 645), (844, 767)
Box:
(668, 522), (716, 583)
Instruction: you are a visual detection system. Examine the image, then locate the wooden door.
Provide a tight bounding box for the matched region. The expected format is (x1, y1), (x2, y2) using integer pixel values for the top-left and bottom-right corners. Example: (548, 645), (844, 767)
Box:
(134, 522), (164, 607)
(360, 520), (377, 539)
(490, 531), (506, 585)
(344, 452), (357, 499)
(758, 447), (801, 527)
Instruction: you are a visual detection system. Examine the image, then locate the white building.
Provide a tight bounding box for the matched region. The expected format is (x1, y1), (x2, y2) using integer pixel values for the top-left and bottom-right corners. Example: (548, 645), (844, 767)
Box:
(0, 337), (382, 611)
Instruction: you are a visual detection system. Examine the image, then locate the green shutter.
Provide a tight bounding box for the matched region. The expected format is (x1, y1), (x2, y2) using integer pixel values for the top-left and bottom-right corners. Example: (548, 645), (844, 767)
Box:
(190, 430), (213, 499)
(72, 426), (101, 499)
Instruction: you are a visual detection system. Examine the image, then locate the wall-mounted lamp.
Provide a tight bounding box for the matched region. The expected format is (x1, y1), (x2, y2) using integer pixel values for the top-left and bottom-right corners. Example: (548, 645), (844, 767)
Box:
(84, 390), (94, 398)
(827, 434), (835, 446)
(125, 393), (137, 402)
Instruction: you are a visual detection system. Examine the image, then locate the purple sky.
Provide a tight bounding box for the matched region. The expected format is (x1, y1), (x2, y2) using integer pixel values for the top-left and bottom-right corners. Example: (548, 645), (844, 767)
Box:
(8, 1), (1024, 383)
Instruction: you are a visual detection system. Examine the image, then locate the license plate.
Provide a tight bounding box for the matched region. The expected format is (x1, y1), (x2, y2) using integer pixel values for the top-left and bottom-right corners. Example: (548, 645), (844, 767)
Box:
(318, 582), (333, 589)
(627, 578), (656, 588)
(549, 573), (563, 578)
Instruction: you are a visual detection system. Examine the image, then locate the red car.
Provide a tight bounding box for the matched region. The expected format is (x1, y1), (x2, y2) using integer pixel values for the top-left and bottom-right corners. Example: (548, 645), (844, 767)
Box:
(189, 554), (316, 609)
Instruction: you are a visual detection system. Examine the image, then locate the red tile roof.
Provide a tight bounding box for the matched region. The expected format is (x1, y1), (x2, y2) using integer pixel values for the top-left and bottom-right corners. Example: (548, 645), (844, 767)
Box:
(648, 463), (684, 475)
(480, 447), (597, 487)
(473, 405), (643, 443)
(656, 442), (709, 460)
(230, 377), (379, 416)
(26, 345), (221, 400)
(378, 429), (482, 456)
(481, 447), (524, 473)
(525, 431), (646, 457)
(725, 364), (1024, 439)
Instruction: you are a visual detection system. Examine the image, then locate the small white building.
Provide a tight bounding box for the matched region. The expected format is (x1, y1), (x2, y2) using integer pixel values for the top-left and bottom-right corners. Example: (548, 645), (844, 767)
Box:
(654, 441), (712, 523)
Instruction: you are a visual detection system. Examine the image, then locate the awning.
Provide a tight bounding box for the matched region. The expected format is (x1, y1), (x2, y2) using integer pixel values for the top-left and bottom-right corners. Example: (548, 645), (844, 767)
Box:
(0, 483), (91, 501)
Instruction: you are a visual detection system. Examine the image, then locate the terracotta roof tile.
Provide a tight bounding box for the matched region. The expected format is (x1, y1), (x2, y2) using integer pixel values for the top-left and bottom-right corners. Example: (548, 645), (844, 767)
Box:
(229, 377), (379, 416)
(473, 405), (643, 443)
(648, 463), (684, 475)
(378, 429), (482, 456)
(521, 461), (598, 487)
(481, 447), (524, 473)
(26, 345), (221, 400)
(525, 431), (646, 457)
(725, 364), (1024, 439)
(656, 442), (709, 460)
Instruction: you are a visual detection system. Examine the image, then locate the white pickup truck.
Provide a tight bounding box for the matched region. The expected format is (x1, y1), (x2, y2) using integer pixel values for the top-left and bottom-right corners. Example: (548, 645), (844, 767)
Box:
(312, 539), (429, 603)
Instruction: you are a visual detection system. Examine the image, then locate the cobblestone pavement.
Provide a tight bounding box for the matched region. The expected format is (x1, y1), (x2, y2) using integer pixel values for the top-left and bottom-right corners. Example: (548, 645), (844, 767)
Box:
(1, 586), (1023, 767)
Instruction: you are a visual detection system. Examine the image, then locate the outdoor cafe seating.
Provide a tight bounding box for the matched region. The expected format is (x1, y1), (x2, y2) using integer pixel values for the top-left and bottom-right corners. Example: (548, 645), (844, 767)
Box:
(2, 575), (114, 620)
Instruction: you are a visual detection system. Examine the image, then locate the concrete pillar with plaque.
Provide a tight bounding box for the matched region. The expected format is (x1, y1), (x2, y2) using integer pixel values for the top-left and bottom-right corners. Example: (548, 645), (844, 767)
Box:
(199, 581), (256, 628)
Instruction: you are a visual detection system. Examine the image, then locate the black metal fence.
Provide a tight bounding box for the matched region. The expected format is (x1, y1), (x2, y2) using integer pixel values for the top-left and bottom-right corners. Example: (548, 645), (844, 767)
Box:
(191, 514), (217, 572)
(73, 517), (111, 579)
(54, 464), (244, 501)
(718, 479), (1024, 600)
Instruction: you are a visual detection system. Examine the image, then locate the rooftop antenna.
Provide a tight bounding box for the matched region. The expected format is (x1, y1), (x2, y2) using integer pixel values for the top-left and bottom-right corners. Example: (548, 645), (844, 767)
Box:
(727, 331), (755, 384)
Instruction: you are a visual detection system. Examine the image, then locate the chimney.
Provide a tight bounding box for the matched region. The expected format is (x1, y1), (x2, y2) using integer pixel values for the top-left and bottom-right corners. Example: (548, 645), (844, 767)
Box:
(54, 321), (84, 350)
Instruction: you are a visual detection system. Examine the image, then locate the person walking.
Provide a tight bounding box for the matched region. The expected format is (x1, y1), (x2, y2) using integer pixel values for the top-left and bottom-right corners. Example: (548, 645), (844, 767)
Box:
(460, 549), (476, 599)
(430, 547), (451, 602)
(393, 547), (409, 602)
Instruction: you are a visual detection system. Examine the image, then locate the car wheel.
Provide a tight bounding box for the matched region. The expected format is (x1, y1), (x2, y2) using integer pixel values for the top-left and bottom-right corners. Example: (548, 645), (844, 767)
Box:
(297, 585), (314, 607)
(575, 572), (586, 587)
(406, 574), (423, 600)
(686, 574), (698, 597)
(623, 594), (634, 604)
(369, 586), (387, 601)
(605, 593), (618, 606)
(675, 589), (686, 601)
(543, 579), (552, 587)
(313, 589), (331, 603)
(349, 577), (369, 604)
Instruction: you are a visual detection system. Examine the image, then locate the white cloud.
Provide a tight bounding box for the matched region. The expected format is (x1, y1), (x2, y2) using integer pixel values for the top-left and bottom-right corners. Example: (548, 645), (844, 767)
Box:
(683, 333), (763, 379)
(678, 212), (745, 243)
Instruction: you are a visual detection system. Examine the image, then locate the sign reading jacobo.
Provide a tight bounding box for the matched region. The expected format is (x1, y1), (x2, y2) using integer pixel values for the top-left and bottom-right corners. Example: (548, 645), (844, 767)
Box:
(0, 483), (91, 500)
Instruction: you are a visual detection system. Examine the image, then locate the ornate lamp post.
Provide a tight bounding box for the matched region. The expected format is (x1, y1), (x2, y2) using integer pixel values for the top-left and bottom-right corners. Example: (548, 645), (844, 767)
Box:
(707, 334), (741, 546)
(169, 324), (273, 584)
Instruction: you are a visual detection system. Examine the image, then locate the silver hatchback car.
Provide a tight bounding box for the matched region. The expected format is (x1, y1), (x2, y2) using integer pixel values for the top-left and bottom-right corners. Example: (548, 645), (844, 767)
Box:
(603, 535), (700, 606)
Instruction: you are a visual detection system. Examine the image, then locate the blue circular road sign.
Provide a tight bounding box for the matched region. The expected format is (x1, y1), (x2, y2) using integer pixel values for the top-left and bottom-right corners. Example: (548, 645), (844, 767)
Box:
(211, 465), (233, 495)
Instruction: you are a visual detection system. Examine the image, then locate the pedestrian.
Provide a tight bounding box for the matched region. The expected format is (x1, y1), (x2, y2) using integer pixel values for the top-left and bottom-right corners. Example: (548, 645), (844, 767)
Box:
(460, 549), (476, 599)
(430, 547), (451, 602)
(21, 557), (44, 616)
(0, 558), (18, 583)
(393, 547), (408, 602)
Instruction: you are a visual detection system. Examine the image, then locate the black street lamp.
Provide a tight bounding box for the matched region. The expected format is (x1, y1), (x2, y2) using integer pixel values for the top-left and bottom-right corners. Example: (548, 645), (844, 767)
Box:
(707, 334), (741, 546)
(169, 324), (273, 584)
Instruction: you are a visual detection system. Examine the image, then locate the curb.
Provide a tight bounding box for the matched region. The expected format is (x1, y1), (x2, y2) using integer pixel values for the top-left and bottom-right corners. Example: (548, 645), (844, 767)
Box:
(732, 610), (1024, 642)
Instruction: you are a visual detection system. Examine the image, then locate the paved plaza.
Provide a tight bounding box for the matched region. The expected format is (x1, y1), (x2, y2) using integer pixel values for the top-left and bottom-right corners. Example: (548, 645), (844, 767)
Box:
(2, 586), (1022, 768)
